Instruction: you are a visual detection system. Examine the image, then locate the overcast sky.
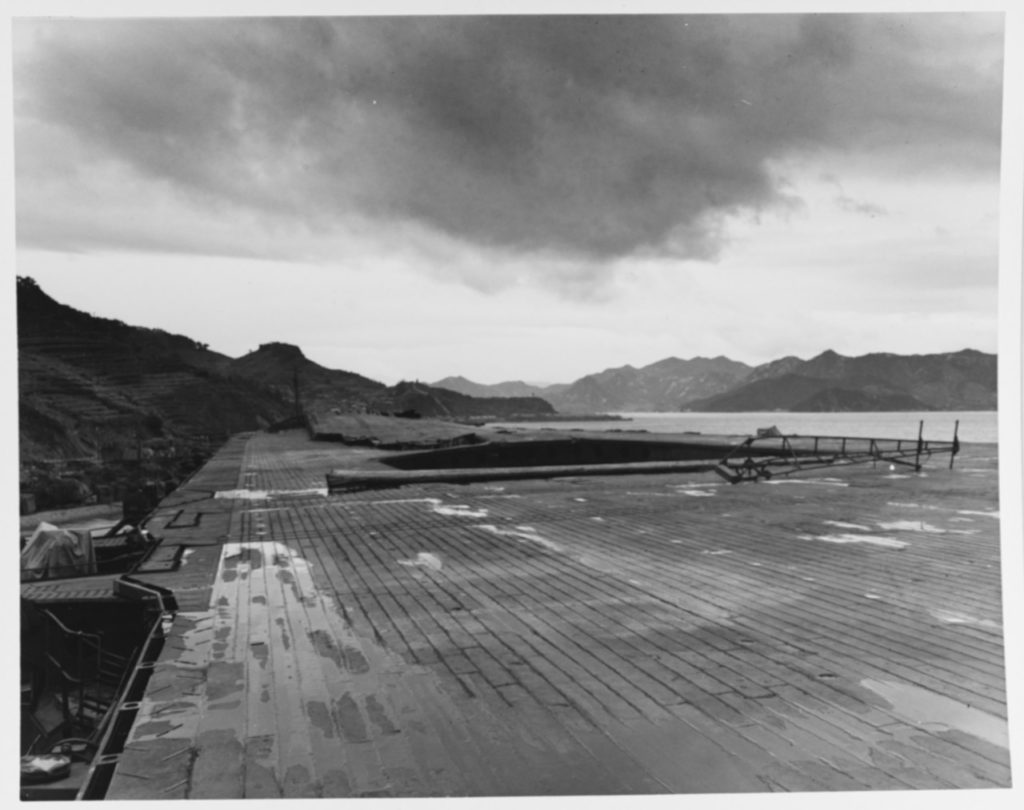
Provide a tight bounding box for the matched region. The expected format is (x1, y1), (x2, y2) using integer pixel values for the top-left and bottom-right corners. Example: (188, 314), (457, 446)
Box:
(11, 9), (1009, 385)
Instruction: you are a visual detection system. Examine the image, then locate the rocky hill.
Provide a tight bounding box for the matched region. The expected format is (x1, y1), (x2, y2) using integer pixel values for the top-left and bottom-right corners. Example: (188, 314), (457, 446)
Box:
(229, 342), (387, 413)
(228, 345), (555, 419)
(16, 277), (558, 501)
(684, 349), (996, 411)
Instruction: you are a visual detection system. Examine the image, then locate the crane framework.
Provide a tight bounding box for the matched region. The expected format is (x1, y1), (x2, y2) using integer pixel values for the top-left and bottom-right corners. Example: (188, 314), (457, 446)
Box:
(715, 420), (961, 484)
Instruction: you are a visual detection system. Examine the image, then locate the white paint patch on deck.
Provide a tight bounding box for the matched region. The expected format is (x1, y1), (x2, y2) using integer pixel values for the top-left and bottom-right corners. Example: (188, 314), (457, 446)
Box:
(477, 524), (563, 552)
(887, 502), (953, 513)
(398, 552), (444, 571)
(701, 549), (732, 556)
(814, 533), (909, 549)
(931, 609), (1001, 630)
(877, 520), (946, 534)
(823, 520), (872, 531)
(678, 489), (715, 497)
(352, 497), (444, 506)
(122, 530), (444, 793)
(861, 678), (1009, 750)
(431, 503), (489, 519)
(215, 487), (328, 500)
(125, 611), (213, 744)
(344, 496), (490, 518)
(764, 478), (849, 487)
(219, 540), (316, 586)
(957, 510), (1000, 519)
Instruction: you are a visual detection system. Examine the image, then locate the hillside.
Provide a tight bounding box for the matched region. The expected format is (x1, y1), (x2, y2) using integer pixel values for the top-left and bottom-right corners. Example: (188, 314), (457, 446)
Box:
(229, 342), (387, 412)
(17, 277), (293, 461)
(16, 277), (557, 483)
(229, 346), (557, 419)
(684, 349), (996, 412)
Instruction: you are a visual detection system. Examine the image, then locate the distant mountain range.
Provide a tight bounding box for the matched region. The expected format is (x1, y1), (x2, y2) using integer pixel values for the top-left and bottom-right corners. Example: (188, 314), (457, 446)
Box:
(432, 376), (559, 400)
(433, 348), (997, 413)
(433, 356), (750, 411)
(682, 349), (996, 412)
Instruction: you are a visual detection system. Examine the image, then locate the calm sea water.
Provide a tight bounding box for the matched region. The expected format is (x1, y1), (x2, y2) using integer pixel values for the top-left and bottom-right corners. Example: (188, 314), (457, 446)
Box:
(490, 411), (998, 444)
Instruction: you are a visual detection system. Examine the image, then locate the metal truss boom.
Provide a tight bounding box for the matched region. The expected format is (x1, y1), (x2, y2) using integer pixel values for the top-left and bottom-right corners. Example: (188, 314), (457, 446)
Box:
(714, 420), (961, 484)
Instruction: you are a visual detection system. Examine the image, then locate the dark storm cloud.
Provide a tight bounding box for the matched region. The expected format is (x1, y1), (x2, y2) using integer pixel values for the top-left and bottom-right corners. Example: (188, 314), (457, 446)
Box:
(14, 14), (1003, 260)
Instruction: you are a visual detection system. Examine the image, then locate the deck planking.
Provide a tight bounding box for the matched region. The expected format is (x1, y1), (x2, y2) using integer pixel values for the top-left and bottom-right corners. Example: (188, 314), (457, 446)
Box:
(104, 428), (1009, 797)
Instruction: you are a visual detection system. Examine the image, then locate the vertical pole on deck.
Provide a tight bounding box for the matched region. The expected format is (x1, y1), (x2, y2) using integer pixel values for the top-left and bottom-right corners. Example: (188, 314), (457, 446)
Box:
(915, 420), (924, 471)
(950, 419), (960, 469)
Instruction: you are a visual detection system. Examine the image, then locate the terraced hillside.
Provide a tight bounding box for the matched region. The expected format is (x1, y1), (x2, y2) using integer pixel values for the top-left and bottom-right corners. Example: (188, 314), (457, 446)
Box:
(17, 276), (293, 464)
(16, 277), (556, 509)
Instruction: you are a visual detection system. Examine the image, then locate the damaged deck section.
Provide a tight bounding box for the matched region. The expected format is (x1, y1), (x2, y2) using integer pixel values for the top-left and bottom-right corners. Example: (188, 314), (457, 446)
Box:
(106, 429), (1009, 797)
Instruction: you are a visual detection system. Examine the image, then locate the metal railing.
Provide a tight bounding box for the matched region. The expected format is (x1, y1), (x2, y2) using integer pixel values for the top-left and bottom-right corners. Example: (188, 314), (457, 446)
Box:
(715, 420), (961, 483)
(37, 609), (131, 733)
